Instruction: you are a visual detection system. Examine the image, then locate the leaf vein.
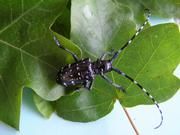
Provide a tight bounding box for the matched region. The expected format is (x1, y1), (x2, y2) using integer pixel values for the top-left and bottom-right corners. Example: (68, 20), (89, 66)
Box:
(20, 51), (30, 81)
(0, 39), (58, 71)
(125, 33), (167, 90)
(0, 0), (43, 34)
(60, 99), (113, 113)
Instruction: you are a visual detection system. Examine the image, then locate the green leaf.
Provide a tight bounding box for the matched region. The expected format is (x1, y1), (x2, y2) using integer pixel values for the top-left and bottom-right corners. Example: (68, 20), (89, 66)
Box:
(0, 0), (179, 129)
(70, 0), (136, 58)
(33, 93), (55, 118)
(56, 88), (115, 122)
(116, 23), (180, 107)
(97, 0), (180, 25)
(140, 0), (180, 18)
(55, 0), (135, 121)
(0, 0), (83, 129)
(116, 0), (180, 19)
(55, 0), (180, 122)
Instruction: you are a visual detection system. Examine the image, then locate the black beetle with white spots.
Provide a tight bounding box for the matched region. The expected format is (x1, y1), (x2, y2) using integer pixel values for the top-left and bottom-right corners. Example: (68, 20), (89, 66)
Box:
(54, 9), (163, 129)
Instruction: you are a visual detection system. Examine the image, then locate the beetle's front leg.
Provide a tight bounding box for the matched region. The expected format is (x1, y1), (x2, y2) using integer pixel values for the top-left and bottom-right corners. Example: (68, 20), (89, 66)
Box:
(84, 80), (93, 90)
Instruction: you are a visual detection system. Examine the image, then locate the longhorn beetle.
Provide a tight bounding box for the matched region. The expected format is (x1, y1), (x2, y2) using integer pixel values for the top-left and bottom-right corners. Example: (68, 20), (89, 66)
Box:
(54, 9), (163, 129)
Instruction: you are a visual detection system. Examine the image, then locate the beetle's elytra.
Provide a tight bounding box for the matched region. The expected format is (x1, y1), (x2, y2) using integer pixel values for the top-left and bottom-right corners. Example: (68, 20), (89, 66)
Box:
(56, 58), (112, 89)
(53, 9), (163, 129)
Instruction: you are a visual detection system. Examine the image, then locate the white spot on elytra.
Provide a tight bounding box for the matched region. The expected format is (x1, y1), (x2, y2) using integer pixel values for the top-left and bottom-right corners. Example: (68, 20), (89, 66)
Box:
(71, 81), (75, 85)
(63, 82), (67, 86)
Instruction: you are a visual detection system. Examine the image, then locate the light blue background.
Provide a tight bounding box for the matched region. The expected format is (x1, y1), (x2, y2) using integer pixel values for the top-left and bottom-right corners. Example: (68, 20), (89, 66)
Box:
(0, 18), (179, 135)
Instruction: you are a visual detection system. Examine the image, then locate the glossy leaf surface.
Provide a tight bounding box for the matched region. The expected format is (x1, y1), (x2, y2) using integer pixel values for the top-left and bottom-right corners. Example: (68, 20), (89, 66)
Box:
(0, 0), (82, 129)
(55, 0), (180, 122)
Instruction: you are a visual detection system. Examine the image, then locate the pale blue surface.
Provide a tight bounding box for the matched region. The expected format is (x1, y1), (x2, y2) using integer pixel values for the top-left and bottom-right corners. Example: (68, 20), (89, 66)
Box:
(0, 18), (179, 135)
(1, 89), (180, 135)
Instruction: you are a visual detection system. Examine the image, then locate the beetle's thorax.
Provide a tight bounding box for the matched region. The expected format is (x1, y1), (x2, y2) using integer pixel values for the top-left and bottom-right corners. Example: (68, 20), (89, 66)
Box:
(92, 59), (112, 74)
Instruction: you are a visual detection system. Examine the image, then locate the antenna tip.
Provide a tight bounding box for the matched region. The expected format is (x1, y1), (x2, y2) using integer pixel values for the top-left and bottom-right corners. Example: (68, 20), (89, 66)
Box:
(154, 117), (163, 129)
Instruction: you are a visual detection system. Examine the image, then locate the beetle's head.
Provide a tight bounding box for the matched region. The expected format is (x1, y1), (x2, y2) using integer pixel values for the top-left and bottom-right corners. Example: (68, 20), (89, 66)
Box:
(93, 59), (112, 74)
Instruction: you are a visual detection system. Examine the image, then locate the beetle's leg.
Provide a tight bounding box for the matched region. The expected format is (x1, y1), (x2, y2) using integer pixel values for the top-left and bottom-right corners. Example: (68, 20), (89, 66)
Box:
(111, 9), (151, 62)
(100, 73), (126, 93)
(53, 35), (79, 62)
(112, 67), (163, 129)
(100, 49), (114, 60)
(84, 80), (93, 90)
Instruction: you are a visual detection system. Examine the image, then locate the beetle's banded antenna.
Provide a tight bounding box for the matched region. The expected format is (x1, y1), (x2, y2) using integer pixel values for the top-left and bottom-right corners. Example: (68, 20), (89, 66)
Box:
(112, 67), (163, 129)
(111, 9), (151, 62)
(52, 34), (79, 62)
